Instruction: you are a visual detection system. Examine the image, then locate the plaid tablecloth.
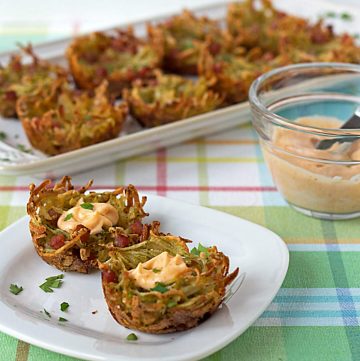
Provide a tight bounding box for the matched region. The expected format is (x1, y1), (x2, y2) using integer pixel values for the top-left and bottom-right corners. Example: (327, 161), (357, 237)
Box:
(1, 3), (360, 361)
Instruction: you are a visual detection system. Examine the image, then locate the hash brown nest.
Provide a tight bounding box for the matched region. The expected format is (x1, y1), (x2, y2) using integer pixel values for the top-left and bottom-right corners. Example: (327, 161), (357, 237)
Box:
(66, 27), (163, 96)
(100, 233), (239, 333)
(198, 46), (267, 105)
(123, 71), (223, 127)
(227, 0), (360, 63)
(27, 176), (149, 273)
(148, 10), (224, 75)
(17, 80), (127, 155)
(0, 45), (67, 118)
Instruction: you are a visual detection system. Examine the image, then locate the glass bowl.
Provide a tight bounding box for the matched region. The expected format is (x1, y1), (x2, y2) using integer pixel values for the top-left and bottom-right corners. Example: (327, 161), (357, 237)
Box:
(249, 63), (360, 220)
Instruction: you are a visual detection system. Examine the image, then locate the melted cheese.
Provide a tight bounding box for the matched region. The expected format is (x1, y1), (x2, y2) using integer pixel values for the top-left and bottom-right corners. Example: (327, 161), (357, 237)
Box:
(57, 199), (118, 234)
(128, 251), (189, 289)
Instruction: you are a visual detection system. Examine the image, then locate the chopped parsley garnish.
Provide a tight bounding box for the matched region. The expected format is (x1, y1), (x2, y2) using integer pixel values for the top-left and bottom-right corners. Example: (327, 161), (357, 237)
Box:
(190, 247), (200, 256)
(1, 158), (10, 162)
(191, 243), (209, 256)
(64, 213), (73, 221)
(16, 143), (33, 154)
(323, 11), (353, 22)
(39, 274), (64, 293)
(126, 333), (138, 341)
(58, 317), (68, 322)
(152, 268), (161, 273)
(341, 12), (352, 21)
(150, 282), (169, 294)
(167, 300), (177, 308)
(0, 131), (7, 141)
(43, 308), (51, 318)
(60, 302), (69, 312)
(324, 11), (336, 18)
(80, 202), (94, 210)
(9, 284), (23, 295)
(84, 114), (92, 121)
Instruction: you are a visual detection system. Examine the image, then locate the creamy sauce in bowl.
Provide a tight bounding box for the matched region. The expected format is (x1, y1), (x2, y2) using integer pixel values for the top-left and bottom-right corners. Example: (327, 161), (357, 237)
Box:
(263, 116), (360, 214)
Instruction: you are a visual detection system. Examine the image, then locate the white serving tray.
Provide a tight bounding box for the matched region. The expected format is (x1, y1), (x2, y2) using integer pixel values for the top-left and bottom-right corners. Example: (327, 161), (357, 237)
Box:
(0, 0), (359, 177)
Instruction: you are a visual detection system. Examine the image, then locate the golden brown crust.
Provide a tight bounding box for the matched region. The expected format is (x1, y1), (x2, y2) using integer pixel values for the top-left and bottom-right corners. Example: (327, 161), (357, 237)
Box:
(66, 28), (163, 96)
(28, 177), (148, 273)
(100, 236), (239, 333)
(102, 281), (223, 333)
(198, 46), (264, 105)
(147, 10), (223, 75)
(17, 80), (127, 155)
(0, 44), (67, 118)
(123, 71), (223, 127)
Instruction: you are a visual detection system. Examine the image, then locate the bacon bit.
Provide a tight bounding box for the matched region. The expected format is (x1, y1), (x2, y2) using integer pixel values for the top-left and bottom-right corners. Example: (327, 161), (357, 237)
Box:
(11, 61), (22, 72)
(96, 67), (108, 79)
(137, 67), (150, 78)
(102, 270), (117, 283)
(168, 48), (180, 60)
(213, 63), (223, 74)
(87, 252), (97, 261)
(74, 225), (90, 243)
(208, 42), (221, 56)
(277, 11), (287, 19)
(311, 25), (333, 44)
(48, 208), (59, 219)
(114, 234), (130, 248)
(49, 234), (65, 249)
(4, 91), (17, 101)
(130, 220), (143, 235)
(58, 105), (65, 117)
(83, 52), (98, 63)
(262, 52), (275, 61)
(126, 69), (135, 81)
(47, 208), (60, 227)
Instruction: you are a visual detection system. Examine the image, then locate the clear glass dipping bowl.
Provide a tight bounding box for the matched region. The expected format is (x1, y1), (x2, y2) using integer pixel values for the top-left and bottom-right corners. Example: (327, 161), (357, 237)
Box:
(249, 63), (360, 220)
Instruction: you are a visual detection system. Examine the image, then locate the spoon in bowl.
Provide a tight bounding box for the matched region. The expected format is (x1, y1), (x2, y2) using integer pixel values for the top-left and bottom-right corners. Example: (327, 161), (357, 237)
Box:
(316, 106), (360, 150)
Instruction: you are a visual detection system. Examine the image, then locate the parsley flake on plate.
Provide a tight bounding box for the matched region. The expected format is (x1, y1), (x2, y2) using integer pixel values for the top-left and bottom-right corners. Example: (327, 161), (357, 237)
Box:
(0, 131), (7, 140)
(60, 302), (69, 312)
(9, 284), (23, 295)
(39, 274), (64, 293)
(16, 143), (33, 154)
(126, 333), (138, 341)
(58, 317), (68, 322)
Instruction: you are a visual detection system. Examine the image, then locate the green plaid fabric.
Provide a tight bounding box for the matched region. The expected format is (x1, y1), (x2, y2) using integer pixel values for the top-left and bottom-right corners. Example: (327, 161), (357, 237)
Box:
(1, 6), (360, 361)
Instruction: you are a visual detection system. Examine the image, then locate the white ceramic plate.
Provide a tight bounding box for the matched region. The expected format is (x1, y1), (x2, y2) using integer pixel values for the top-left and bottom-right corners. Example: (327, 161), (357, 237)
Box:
(0, 194), (288, 361)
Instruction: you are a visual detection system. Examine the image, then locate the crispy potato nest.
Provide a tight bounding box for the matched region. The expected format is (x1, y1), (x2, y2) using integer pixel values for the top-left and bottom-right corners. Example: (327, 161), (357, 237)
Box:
(0, 45), (67, 118)
(66, 27), (163, 96)
(198, 0), (360, 104)
(148, 10), (224, 75)
(123, 71), (222, 127)
(100, 233), (239, 333)
(17, 80), (127, 155)
(227, 0), (360, 62)
(27, 176), (149, 273)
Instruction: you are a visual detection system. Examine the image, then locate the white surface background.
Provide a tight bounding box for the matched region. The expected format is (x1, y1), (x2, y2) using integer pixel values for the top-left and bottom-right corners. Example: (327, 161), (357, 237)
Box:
(0, 0), (357, 50)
